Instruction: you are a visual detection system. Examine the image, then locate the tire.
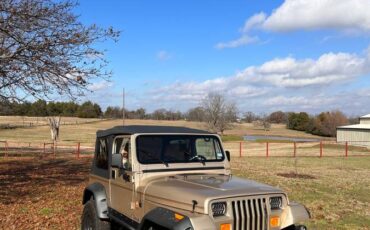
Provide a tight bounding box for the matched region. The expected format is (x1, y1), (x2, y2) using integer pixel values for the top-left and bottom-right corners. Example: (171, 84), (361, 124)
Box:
(81, 199), (110, 230)
(282, 225), (308, 230)
(282, 225), (296, 230)
(142, 221), (166, 230)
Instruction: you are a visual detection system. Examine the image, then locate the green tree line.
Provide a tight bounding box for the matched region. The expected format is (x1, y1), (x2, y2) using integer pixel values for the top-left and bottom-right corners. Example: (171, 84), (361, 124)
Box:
(0, 100), (102, 118)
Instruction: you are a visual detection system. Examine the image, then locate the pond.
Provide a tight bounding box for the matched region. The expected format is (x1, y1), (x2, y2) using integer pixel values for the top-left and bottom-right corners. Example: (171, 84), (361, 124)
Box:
(243, 135), (320, 142)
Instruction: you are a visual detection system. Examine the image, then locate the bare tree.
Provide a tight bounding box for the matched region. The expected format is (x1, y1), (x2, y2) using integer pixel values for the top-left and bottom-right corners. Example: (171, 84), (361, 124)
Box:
(263, 121), (271, 131)
(268, 111), (287, 124)
(313, 110), (348, 137)
(47, 116), (61, 156)
(243, 111), (257, 123)
(47, 116), (61, 142)
(186, 106), (206, 121)
(0, 0), (119, 101)
(252, 120), (263, 129)
(202, 92), (237, 134)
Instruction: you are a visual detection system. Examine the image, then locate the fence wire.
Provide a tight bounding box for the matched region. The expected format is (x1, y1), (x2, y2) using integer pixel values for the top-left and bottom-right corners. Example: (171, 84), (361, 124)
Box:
(1, 140), (369, 158)
(222, 141), (370, 157)
(0, 141), (94, 158)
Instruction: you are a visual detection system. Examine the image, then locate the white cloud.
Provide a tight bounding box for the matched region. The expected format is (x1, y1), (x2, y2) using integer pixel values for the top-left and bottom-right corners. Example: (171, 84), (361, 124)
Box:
(249, 0), (370, 32)
(357, 88), (370, 97)
(263, 96), (335, 108)
(87, 80), (112, 91)
(241, 12), (267, 33)
(229, 86), (268, 97)
(239, 52), (369, 88)
(146, 47), (370, 112)
(215, 35), (259, 49)
(156, 50), (172, 61)
(217, 0), (370, 49)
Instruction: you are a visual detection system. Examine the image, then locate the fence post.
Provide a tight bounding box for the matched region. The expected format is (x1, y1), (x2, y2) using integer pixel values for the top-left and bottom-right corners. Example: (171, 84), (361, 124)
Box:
(293, 142), (296, 157)
(345, 141), (348, 157)
(266, 142), (269, 158)
(320, 141), (323, 158)
(76, 142), (80, 158)
(239, 142), (242, 158)
(54, 142), (56, 159)
(5, 141), (8, 158)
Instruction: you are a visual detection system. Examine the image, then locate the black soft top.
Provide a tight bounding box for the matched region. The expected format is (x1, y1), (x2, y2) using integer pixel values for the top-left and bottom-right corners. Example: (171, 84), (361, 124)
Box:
(96, 125), (212, 137)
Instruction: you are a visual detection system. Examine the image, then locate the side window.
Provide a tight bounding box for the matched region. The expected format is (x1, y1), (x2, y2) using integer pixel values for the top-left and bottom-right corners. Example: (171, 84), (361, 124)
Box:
(95, 138), (108, 169)
(213, 139), (224, 159)
(114, 137), (132, 171)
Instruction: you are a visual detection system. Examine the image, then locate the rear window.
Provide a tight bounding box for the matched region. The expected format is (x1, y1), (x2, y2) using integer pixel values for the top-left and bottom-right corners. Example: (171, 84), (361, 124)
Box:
(136, 135), (224, 164)
(95, 138), (108, 169)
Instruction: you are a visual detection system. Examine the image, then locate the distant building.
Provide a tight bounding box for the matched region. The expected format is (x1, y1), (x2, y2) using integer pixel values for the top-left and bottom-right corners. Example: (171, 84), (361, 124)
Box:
(337, 114), (370, 146)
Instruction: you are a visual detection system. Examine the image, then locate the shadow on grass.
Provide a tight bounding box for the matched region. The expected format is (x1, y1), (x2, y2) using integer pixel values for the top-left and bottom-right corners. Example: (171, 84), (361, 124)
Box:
(0, 157), (92, 204)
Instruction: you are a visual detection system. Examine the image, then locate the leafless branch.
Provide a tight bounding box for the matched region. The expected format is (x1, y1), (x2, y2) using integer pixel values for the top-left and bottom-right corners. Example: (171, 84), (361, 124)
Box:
(0, 0), (120, 101)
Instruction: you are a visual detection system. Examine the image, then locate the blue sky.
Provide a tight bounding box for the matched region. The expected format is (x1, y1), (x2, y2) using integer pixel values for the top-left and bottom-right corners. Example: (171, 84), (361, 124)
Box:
(75, 0), (370, 116)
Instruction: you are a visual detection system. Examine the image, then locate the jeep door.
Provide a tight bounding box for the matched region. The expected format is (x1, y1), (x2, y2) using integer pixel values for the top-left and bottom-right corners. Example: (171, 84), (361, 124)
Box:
(109, 136), (136, 220)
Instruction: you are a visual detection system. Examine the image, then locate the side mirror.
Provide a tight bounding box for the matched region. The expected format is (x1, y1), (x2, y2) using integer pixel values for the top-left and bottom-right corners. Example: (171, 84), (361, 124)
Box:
(225, 151), (231, 162)
(112, 154), (123, 168)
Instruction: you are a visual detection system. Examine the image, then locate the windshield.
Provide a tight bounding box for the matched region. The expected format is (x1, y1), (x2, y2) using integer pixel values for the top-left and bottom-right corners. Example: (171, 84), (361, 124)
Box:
(136, 135), (224, 164)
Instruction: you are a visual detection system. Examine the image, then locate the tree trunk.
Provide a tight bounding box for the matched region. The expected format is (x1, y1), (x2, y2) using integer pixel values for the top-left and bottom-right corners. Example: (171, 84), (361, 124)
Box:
(47, 117), (61, 157)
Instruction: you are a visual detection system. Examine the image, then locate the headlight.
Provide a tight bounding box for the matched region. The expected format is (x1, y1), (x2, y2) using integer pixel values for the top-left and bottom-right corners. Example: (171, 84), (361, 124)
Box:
(270, 196), (282, 210)
(211, 202), (227, 217)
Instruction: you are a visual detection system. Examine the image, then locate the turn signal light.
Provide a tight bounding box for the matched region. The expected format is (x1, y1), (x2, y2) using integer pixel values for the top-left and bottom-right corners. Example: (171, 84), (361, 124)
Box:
(220, 223), (231, 230)
(174, 213), (184, 221)
(270, 216), (280, 227)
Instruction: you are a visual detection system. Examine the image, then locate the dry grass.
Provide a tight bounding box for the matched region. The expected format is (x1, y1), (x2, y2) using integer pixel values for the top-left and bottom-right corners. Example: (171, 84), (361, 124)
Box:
(0, 116), (326, 146)
(223, 141), (370, 157)
(231, 157), (370, 230)
(0, 118), (210, 146)
(227, 123), (331, 140)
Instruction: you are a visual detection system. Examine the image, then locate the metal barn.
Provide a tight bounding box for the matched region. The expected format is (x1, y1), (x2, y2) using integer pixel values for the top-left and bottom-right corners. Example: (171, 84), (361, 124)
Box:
(337, 114), (370, 146)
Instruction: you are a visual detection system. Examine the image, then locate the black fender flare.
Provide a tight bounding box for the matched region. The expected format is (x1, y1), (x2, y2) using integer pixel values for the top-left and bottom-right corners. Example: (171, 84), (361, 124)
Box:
(82, 183), (109, 219)
(139, 207), (193, 230)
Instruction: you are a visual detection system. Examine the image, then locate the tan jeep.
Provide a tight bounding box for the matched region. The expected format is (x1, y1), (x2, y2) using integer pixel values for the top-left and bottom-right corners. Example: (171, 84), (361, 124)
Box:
(81, 125), (310, 230)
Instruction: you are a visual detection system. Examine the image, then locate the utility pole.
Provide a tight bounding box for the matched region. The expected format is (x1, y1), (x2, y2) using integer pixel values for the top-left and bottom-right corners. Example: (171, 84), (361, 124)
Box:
(122, 88), (125, 126)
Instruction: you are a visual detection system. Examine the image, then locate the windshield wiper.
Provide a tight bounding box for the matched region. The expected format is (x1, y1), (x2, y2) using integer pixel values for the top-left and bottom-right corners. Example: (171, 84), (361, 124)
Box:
(139, 149), (169, 167)
(189, 155), (206, 166)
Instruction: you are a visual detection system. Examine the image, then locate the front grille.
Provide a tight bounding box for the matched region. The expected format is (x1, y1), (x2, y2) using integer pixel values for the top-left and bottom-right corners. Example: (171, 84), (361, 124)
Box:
(231, 198), (268, 230)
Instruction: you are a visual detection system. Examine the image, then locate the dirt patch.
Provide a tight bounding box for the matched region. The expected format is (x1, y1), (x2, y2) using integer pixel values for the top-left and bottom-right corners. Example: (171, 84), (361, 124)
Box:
(277, 172), (316, 179)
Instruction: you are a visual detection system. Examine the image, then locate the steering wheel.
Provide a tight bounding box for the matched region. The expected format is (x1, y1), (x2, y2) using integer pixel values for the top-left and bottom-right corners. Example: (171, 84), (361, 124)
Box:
(189, 155), (207, 162)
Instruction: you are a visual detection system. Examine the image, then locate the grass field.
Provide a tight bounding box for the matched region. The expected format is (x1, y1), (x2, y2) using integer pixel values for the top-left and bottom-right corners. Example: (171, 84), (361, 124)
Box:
(0, 116), (328, 146)
(232, 157), (370, 230)
(0, 156), (369, 229)
(1, 117), (356, 158)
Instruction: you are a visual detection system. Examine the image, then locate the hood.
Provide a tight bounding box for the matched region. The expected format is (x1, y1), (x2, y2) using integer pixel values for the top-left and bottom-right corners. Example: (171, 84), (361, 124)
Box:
(142, 174), (283, 214)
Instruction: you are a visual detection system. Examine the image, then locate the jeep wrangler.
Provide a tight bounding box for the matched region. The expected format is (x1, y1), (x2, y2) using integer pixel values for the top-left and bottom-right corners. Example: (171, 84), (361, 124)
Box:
(81, 125), (310, 230)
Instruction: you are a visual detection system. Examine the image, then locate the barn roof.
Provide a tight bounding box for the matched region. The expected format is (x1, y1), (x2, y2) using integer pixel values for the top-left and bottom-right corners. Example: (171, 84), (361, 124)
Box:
(337, 124), (370, 131)
(360, 114), (370, 119)
(96, 125), (211, 137)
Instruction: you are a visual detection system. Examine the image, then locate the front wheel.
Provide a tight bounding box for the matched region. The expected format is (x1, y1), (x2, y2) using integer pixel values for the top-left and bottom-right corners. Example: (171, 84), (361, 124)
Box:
(282, 225), (307, 230)
(81, 199), (110, 230)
